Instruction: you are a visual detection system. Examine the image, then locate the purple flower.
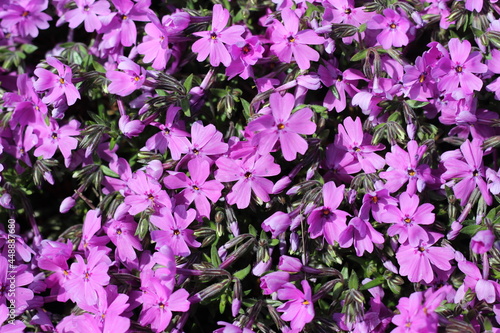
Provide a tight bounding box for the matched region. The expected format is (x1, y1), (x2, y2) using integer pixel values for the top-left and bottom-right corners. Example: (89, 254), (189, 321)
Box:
(181, 121), (228, 164)
(164, 158), (223, 218)
(34, 56), (81, 106)
(192, 4), (245, 67)
(124, 171), (172, 215)
(262, 211), (292, 238)
(457, 260), (500, 303)
(277, 280), (315, 331)
(359, 181), (398, 222)
(247, 92), (316, 161)
(106, 56), (147, 97)
(470, 229), (495, 254)
(138, 277), (190, 332)
(226, 36), (265, 79)
(380, 140), (435, 194)
(432, 38), (487, 97)
(338, 216), (385, 256)
(58, 0), (111, 32)
(33, 119), (80, 167)
(402, 55), (436, 101)
(367, 8), (411, 49)
(0, 0), (51, 38)
(64, 247), (111, 307)
(215, 153), (281, 209)
(0, 258), (34, 315)
(441, 139), (492, 206)
(381, 192), (434, 247)
(104, 214), (143, 263)
(0, 303), (25, 332)
(396, 232), (454, 284)
(150, 205), (200, 256)
(307, 181), (350, 245)
(334, 117), (385, 173)
(270, 8), (325, 70)
(145, 105), (190, 160)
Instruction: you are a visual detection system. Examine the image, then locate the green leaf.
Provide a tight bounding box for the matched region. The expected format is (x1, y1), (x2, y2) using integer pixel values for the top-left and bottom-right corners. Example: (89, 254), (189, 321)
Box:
(92, 60), (106, 73)
(359, 276), (385, 290)
(211, 243), (222, 267)
(241, 98), (251, 119)
(135, 218), (149, 240)
(348, 271), (359, 290)
(406, 100), (429, 108)
(219, 293), (227, 314)
(101, 165), (119, 178)
(248, 224), (257, 237)
(233, 264), (251, 280)
(351, 49), (368, 62)
(358, 23), (367, 33)
(21, 44), (38, 54)
(460, 224), (486, 236)
(183, 74), (194, 92)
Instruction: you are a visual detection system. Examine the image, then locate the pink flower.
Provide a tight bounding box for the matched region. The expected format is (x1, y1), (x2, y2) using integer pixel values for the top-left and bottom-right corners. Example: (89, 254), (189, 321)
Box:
(247, 92), (316, 161)
(277, 280), (315, 331)
(470, 229), (495, 254)
(106, 56), (147, 97)
(65, 247), (111, 307)
(105, 214), (143, 263)
(457, 261), (500, 303)
(164, 158), (223, 218)
(307, 181), (349, 245)
(150, 205), (200, 256)
(270, 8), (325, 70)
(33, 119), (80, 167)
(396, 232), (454, 284)
(367, 8), (411, 49)
(124, 171), (172, 215)
(59, 0), (111, 32)
(34, 57), (81, 106)
(192, 4), (245, 67)
(338, 216), (385, 256)
(0, 0), (51, 38)
(215, 152), (281, 209)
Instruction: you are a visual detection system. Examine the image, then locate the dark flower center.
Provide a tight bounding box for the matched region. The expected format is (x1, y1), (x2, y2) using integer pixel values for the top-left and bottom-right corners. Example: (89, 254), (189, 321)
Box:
(277, 123), (285, 130)
(408, 169), (416, 177)
(244, 171), (252, 178)
(148, 194), (155, 201)
(371, 196), (378, 203)
(302, 300), (310, 305)
(390, 23), (397, 29)
(210, 32), (218, 40)
(242, 44), (251, 54)
(287, 36), (296, 43)
(337, 75), (343, 82)
(418, 73), (426, 83)
(51, 132), (58, 139)
(116, 228), (122, 235)
(22, 11), (29, 17)
(59, 78), (65, 84)
(418, 246), (426, 252)
(159, 302), (165, 309)
(404, 217), (412, 224)
(344, 8), (352, 14)
(455, 66), (463, 73)
(473, 170), (479, 177)
(121, 15), (128, 20)
(84, 5), (90, 11)
(193, 185), (200, 191)
(192, 148), (199, 155)
(134, 76), (140, 82)
(322, 208), (331, 216)
(164, 128), (170, 134)
(353, 146), (361, 152)
(173, 229), (181, 235)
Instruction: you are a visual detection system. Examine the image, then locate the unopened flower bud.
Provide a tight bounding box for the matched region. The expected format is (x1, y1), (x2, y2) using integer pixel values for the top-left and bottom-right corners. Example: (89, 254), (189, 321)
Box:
(59, 196), (76, 213)
(471, 229), (495, 254)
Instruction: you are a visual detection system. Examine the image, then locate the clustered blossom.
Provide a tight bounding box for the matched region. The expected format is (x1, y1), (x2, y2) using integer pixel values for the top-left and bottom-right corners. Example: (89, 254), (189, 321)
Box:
(1, 0), (500, 332)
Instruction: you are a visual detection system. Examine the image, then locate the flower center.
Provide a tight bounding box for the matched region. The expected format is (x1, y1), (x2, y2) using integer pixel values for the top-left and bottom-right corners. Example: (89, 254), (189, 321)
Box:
(302, 300), (310, 305)
(322, 208), (331, 216)
(244, 171), (252, 178)
(287, 36), (296, 43)
(418, 73), (426, 83)
(116, 228), (122, 235)
(84, 271), (91, 280)
(277, 123), (285, 130)
(148, 194), (155, 201)
(404, 217), (412, 224)
(408, 169), (416, 177)
(418, 246), (426, 252)
(455, 66), (463, 73)
(59, 78), (65, 84)
(173, 229), (180, 235)
(344, 8), (352, 14)
(193, 185), (200, 191)
(353, 146), (361, 152)
(121, 15), (128, 20)
(242, 44), (251, 54)
(472, 170), (479, 177)
(159, 302), (165, 309)
(390, 23), (397, 29)
(210, 32), (218, 40)
(22, 11), (29, 17)
(134, 76), (140, 82)
(84, 5), (90, 11)
(51, 132), (58, 139)
(371, 196), (378, 204)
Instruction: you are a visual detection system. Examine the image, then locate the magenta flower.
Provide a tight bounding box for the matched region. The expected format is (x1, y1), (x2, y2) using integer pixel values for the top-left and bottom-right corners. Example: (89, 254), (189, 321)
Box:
(318, 63), (365, 112)
(470, 229), (495, 254)
(34, 56), (81, 106)
(402, 55), (436, 101)
(334, 117), (385, 173)
(104, 214), (143, 263)
(367, 8), (411, 49)
(0, 258), (34, 315)
(432, 38), (487, 96)
(247, 92), (316, 161)
(4, 73), (46, 127)
(262, 211), (292, 238)
(381, 192), (434, 246)
(215, 153), (281, 209)
(124, 171), (172, 215)
(307, 181), (350, 245)
(65, 247), (111, 307)
(138, 277), (190, 332)
(338, 216), (385, 256)
(380, 140), (435, 194)
(396, 232), (454, 284)
(145, 105), (190, 160)
(164, 158), (223, 218)
(33, 119), (80, 167)
(277, 280), (315, 331)
(359, 181), (398, 222)
(457, 260), (500, 303)
(0, 0), (51, 38)
(58, 0), (111, 32)
(270, 8), (325, 70)
(441, 139), (492, 206)
(150, 205), (200, 256)
(181, 121), (228, 164)
(106, 56), (147, 97)
(226, 36), (265, 79)
(192, 4), (245, 67)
